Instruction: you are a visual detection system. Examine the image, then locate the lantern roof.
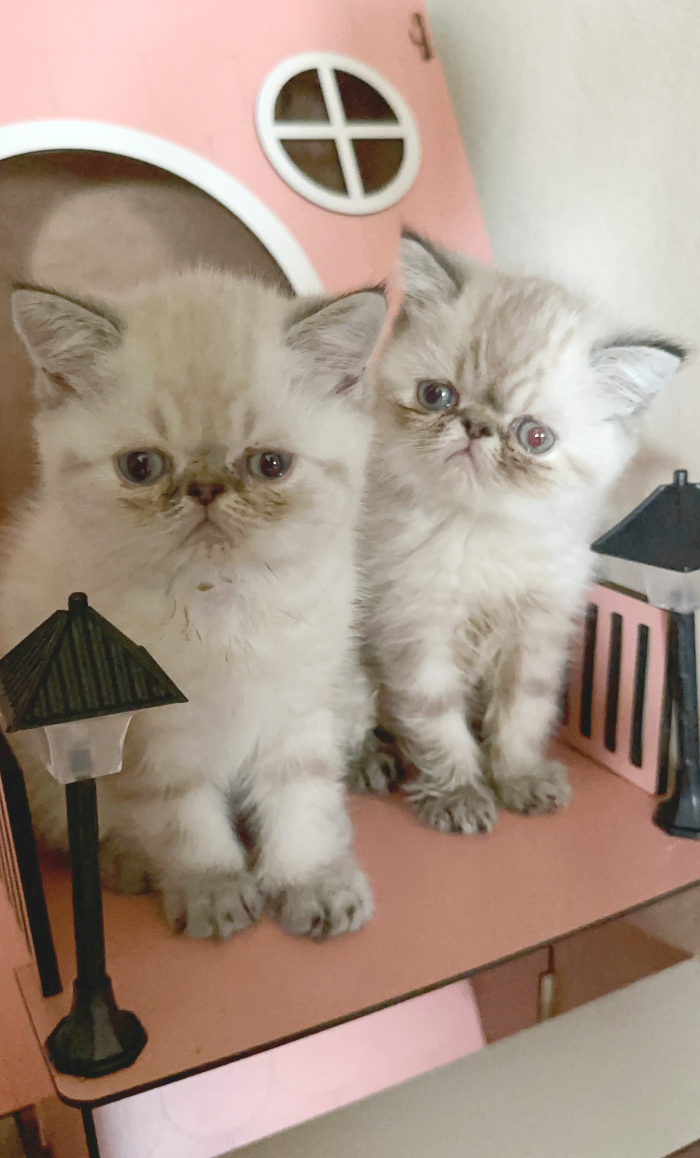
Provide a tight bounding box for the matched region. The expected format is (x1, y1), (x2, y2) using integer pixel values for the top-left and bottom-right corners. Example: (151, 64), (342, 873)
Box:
(592, 470), (700, 573)
(0, 593), (187, 732)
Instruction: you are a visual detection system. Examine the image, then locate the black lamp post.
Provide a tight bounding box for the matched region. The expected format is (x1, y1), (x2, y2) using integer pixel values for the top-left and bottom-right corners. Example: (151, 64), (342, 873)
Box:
(0, 592), (187, 1077)
(593, 470), (700, 838)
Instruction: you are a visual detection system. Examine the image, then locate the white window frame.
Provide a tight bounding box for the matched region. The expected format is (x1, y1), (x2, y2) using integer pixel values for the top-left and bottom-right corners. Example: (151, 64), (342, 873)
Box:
(0, 120), (324, 295)
(256, 53), (421, 217)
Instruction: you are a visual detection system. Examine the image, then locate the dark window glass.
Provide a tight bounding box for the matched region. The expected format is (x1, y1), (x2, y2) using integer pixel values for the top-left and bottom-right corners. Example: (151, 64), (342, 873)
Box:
(275, 71), (328, 122)
(335, 71), (398, 121)
(353, 139), (404, 193)
(280, 140), (347, 194)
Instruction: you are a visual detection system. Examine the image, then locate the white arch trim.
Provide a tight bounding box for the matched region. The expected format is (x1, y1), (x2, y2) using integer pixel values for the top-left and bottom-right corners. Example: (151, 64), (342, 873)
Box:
(0, 119), (324, 295)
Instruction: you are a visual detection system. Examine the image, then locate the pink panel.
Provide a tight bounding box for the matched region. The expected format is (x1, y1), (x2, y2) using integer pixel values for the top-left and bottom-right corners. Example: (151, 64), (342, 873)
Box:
(93, 980), (484, 1158)
(0, 0), (490, 294)
(0, 769), (32, 955)
(0, 883), (54, 1115)
(559, 584), (668, 794)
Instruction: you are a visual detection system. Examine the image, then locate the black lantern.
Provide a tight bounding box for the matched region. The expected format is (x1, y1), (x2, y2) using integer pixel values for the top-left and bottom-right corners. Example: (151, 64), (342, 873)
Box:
(593, 470), (700, 838)
(0, 592), (187, 1077)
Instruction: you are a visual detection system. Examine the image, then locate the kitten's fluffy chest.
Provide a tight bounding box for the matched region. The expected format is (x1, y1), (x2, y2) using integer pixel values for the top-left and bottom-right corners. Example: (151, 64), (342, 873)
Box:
(389, 499), (590, 606)
(125, 564), (347, 685)
(118, 568), (348, 786)
(428, 509), (589, 684)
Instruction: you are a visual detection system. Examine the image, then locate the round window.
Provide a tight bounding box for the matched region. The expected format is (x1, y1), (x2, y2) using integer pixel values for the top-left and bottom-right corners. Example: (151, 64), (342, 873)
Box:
(256, 53), (421, 216)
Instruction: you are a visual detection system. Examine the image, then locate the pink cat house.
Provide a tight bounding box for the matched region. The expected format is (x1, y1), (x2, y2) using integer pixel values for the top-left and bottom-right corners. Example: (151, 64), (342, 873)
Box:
(0, 0), (490, 294)
(0, 4), (699, 1158)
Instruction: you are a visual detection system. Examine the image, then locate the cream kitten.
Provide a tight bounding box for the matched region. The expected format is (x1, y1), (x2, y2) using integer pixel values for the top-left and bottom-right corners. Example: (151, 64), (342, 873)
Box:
(1, 269), (386, 938)
(351, 233), (685, 833)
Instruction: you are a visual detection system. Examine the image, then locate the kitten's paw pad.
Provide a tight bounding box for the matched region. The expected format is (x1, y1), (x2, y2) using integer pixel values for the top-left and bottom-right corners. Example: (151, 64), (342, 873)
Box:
(346, 731), (402, 796)
(496, 760), (572, 816)
(408, 783), (497, 834)
(163, 871), (263, 939)
(100, 838), (152, 895)
(267, 857), (374, 940)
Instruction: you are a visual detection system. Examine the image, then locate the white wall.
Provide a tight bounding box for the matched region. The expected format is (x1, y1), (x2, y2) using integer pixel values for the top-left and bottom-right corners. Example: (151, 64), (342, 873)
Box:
(425, 0), (700, 520)
(423, 0), (700, 949)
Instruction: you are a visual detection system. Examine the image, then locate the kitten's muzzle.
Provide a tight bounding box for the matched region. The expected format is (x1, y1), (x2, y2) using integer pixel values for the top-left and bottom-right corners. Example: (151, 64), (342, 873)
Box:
(187, 480), (225, 507)
(461, 415), (493, 440)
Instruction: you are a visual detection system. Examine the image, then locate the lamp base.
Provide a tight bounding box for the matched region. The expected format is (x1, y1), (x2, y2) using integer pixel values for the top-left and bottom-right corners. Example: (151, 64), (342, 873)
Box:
(654, 792), (700, 840)
(46, 975), (146, 1078)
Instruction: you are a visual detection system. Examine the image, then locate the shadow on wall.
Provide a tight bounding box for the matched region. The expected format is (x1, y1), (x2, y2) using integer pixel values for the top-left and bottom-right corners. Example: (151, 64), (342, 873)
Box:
(0, 151), (292, 527)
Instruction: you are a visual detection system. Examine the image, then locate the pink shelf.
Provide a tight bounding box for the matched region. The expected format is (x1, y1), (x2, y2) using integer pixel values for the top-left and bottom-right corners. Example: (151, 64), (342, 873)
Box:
(17, 741), (700, 1107)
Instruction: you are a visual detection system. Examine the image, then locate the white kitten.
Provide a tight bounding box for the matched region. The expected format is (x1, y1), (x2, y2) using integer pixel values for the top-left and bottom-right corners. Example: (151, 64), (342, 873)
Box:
(1, 269), (386, 938)
(351, 232), (685, 833)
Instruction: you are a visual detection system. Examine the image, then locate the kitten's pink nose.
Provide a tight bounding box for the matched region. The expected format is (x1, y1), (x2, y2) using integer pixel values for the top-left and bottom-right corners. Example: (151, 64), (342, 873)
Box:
(462, 417), (493, 440)
(187, 480), (225, 507)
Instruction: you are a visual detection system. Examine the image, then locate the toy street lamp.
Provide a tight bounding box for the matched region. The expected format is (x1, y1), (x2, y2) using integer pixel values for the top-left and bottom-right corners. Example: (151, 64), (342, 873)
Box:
(593, 470), (700, 838)
(0, 593), (187, 1078)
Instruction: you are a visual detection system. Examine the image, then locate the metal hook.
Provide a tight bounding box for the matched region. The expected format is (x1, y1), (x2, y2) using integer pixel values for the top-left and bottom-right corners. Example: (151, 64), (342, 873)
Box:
(409, 12), (434, 61)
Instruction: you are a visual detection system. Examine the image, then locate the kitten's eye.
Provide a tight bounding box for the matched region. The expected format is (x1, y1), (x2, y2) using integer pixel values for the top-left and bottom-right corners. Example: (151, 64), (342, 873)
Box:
(417, 379), (458, 412)
(247, 451), (293, 480)
(116, 449), (169, 485)
(513, 417), (556, 455)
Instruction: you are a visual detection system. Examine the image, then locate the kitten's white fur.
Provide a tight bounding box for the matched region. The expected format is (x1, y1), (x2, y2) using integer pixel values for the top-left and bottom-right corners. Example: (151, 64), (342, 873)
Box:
(1, 269), (386, 939)
(351, 234), (685, 832)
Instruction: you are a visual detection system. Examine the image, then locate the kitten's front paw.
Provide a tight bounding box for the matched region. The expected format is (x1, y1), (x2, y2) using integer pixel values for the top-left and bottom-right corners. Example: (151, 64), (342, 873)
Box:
(408, 781), (497, 834)
(495, 759), (572, 816)
(345, 730), (402, 795)
(162, 871), (263, 939)
(267, 856), (374, 940)
(100, 836), (153, 895)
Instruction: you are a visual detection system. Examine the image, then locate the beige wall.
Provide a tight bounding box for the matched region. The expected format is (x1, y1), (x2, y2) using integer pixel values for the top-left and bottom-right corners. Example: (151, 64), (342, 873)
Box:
(425, 0), (700, 519)
(424, 0), (700, 949)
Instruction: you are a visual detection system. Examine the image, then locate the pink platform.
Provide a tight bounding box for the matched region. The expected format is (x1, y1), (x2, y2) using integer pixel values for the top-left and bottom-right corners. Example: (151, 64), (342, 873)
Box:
(93, 981), (483, 1158)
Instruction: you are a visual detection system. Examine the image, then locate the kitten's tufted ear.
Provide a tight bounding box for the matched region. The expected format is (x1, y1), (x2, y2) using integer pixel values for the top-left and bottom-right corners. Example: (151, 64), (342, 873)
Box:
(399, 229), (467, 305)
(285, 288), (387, 402)
(11, 285), (122, 407)
(591, 337), (688, 418)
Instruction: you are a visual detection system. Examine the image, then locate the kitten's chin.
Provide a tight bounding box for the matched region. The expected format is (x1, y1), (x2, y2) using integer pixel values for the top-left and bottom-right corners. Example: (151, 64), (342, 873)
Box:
(182, 521), (231, 548)
(446, 442), (478, 471)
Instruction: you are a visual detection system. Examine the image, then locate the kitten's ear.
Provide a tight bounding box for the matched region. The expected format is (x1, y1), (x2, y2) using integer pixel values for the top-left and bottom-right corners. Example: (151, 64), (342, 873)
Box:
(399, 229), (467, 305)
(591, 337), (688, 417)
(285, 288), (387, 402)
(11, 285), (122, 407)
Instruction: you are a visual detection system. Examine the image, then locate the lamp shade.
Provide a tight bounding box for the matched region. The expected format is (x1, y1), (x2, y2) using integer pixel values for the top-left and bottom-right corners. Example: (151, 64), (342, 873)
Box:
(0, 592), (187, 732)
(592, 471), (700, 612)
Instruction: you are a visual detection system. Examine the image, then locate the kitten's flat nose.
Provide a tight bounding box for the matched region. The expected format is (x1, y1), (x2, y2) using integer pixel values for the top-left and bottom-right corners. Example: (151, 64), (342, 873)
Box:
(187, 480), (225, 507)
(462, 416), (493, 440)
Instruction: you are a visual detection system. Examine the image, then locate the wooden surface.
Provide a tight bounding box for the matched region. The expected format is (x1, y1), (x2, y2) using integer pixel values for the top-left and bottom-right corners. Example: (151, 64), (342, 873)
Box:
(0, 885), (53, 1116)
(85, 921), (685, 1158)
(17, 741), (700, 1107)
(229, 961), (700, 1158)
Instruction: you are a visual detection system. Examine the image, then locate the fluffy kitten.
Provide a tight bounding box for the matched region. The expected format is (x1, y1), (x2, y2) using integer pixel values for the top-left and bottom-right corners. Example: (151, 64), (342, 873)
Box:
(1, 269), (386, 938)
(352, 233), (685, 833)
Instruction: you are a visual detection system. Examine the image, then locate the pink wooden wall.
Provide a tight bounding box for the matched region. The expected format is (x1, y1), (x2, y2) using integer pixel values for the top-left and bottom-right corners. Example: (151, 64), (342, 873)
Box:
(0, 883), (53, 1117)
(0, 0), (490, 293)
